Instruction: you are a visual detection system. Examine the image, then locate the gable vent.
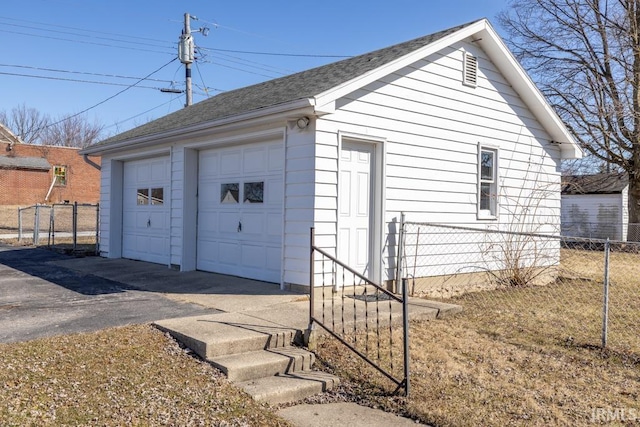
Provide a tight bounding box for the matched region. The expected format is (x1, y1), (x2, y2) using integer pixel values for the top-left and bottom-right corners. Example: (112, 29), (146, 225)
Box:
(463, 52), (478, 87)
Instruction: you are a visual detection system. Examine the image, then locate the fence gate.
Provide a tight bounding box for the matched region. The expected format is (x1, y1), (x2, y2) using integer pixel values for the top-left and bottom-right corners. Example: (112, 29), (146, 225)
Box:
(18, 203), (99, 254)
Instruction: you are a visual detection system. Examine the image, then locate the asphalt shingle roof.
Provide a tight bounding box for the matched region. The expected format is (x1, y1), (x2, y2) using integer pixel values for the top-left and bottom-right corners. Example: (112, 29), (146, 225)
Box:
(94, 20), (480, 149)
(0, 156), (51, 171)
(562, 172), (628, 195)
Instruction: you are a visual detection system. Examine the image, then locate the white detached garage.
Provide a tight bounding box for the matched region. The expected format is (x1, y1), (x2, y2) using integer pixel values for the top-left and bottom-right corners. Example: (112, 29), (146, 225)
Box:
(81, 19), (581, 290)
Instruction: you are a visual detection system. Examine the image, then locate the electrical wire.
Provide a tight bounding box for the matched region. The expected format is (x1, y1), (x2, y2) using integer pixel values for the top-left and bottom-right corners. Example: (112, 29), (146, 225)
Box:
(0, 63), (173, 83)
(0, 29), (174, 56)
(41, 58), (178, 131)
(0, 71), (161, 89)
(194, 60), (211, 98)
(0, 21), (173, 50)
(103, 96), (181, 131)
(197, 47), (291, 74)
(199, 52), (287, 76)
(198, 45), (352, 58)
(206, 61), (278, 79)
(0, 15), (169, 44)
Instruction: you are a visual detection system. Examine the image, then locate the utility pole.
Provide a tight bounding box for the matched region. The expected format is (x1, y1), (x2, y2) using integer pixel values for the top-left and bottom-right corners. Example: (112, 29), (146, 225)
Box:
(178, 12), (194, 107)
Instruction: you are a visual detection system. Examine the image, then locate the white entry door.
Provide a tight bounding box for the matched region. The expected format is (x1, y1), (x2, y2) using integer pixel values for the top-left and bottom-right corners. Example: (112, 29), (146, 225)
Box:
(338, 141), (374, 278)
(122, 157), (170, 264)
(197, 141), (284, 282)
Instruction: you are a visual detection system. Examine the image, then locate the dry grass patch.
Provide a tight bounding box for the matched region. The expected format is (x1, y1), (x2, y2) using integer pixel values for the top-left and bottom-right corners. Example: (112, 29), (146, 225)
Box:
(0, 324), (292, 426)
(314, 249), (640, 426)
(316, 317), (640, 426)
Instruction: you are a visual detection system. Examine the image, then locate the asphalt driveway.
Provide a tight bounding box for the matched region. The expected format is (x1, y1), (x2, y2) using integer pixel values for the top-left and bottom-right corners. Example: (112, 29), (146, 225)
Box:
(0, 244), (216, 343)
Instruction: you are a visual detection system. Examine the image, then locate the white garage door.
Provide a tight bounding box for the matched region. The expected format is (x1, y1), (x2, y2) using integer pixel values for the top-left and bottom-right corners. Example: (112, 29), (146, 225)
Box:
(197, 141), (283, 282)
(122, 157), (170, 264)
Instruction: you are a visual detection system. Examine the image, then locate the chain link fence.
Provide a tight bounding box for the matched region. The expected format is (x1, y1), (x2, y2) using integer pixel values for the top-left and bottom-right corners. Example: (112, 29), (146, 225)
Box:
(17, 203), (99, 254)
(561, 221), (640, 241)
(398, 220), (640, 356)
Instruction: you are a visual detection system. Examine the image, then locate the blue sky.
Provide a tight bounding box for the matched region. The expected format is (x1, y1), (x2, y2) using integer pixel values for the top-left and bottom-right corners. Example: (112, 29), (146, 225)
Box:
(0, 0), (509, 138)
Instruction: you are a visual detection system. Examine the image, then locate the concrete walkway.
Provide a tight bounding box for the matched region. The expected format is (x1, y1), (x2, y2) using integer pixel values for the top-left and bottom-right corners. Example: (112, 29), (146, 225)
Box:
(41, 254), (449, 426)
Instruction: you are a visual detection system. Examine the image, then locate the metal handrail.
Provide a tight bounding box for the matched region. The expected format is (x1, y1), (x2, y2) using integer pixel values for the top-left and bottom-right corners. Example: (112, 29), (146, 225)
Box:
(308, 227), (410, 395)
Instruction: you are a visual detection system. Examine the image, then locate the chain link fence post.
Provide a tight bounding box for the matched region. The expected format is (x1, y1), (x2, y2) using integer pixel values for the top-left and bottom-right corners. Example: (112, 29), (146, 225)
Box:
(33, 205), (40, 245)
(73, 202), (78, 251)
(602, 238), (610, 348)
(395, 212), (405, 294)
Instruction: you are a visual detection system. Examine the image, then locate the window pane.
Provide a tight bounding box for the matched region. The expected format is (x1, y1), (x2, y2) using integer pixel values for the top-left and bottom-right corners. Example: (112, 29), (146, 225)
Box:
(481, 151), (494, 181)
(137, 188), (149, 205)
(54, 166), (67, 186)
(221, 183), (239, 204)
(151, 187), (164, 205)
(244, 182), (264, 203)
(480, 183), (492, 211)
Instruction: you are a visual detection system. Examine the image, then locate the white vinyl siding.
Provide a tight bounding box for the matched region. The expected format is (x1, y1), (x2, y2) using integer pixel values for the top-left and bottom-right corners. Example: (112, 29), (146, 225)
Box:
(316, 40), (561, 282)
(98, 158), (112, 257)
(282, 124), (317, 286)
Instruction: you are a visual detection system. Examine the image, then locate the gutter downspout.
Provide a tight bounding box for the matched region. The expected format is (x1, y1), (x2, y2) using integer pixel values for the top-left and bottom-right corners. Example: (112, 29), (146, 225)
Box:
(83, 154), (101, 170)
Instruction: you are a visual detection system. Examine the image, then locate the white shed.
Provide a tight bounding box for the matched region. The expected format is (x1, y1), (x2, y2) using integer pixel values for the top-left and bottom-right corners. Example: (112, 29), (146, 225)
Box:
(81, 19), (581, 290)
(561, 173), (629, 240)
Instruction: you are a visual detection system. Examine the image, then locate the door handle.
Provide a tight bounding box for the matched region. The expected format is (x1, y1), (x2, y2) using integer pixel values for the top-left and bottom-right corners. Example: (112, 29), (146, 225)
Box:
(238, 221), (242, 232)
(147, 219), (151, 227)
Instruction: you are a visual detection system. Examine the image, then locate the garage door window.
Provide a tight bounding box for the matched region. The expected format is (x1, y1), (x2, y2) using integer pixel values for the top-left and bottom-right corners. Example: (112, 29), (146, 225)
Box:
(244, 182), (264, 203)
(221, 183), (239, 204)
(151, 188), (164, 205)
(137, 187), (164, 205)
(137, 188), (149, 205)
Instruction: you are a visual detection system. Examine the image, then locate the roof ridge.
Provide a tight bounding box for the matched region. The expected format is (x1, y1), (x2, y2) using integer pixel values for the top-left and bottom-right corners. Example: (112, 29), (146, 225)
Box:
(90, 19), (484, 149)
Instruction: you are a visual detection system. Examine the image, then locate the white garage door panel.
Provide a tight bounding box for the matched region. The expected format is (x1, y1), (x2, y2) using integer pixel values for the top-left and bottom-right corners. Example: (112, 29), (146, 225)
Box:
(218, 242), (241, 264)
(122, 157), (170, 265)
(197, 140), (283, 283)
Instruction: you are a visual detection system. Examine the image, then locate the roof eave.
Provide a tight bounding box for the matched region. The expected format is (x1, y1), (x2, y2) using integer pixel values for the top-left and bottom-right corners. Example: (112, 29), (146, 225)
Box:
(81, 98), (315, 156)
(313, 19), (488, 110)
(476, 23), (583, 160)
(313, 19), (583, 160)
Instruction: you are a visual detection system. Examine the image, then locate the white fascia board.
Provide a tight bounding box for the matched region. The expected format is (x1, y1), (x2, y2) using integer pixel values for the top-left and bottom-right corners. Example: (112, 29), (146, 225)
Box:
(81, 98), (315, 156)
(476, 23), (583, 160)
(312, 20), (488, 110)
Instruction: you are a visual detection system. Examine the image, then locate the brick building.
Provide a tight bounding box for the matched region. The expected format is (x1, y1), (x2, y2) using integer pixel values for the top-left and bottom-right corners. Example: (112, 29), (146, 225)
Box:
(0, 125), (101, 205)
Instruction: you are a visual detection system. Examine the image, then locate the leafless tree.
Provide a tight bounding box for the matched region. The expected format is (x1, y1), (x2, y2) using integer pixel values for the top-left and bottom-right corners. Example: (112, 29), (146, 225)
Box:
(41, 114), (104, 148)
(0, 104), (49, 143)
(499, 0), (640, 237)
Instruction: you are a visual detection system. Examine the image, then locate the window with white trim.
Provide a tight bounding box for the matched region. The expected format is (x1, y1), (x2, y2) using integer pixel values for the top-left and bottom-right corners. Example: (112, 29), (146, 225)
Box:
(478, 146), (498, 218)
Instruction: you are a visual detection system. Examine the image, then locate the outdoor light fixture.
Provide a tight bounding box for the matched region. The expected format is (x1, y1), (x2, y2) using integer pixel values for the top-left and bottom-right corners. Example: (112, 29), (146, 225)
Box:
(296, 116), (310, 129)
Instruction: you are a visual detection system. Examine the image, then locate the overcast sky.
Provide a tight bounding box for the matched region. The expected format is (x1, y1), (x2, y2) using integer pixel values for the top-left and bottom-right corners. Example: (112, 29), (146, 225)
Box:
(0, 0), (509, 138)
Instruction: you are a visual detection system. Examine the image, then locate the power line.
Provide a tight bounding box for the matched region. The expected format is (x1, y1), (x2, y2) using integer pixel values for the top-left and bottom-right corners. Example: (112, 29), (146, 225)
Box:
(0, 71), (163, 89)
(0, 20), (173, 50)
(207, 61), (279, 79)
(0, 63), (174, 83)
(103, 96), (182, 131)
(198, 45), (352, 58)
(194, 60), (211, 98)
(0, 15), (169, 44)
(41, 58), (178, 131)
(0, 28), (174, 56)
(198, 47), (293, 74)
(199, 51), (287, 76)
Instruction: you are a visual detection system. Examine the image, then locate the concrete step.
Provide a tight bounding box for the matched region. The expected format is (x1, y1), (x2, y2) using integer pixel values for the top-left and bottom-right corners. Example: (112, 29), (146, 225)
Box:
(154, 313), (298, 359)
(238, 371), (340, 405)
(209, 347), (315, 382)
